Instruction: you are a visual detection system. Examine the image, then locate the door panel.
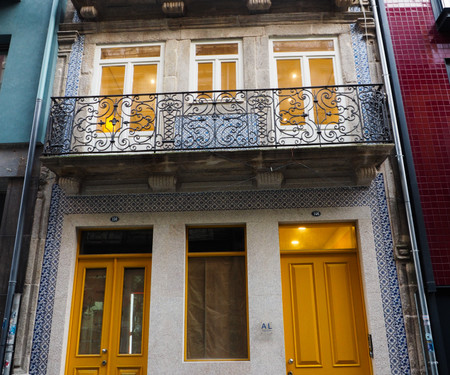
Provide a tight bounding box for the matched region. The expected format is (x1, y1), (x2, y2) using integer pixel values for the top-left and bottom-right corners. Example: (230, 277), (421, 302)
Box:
(75, 369), (100, 375)
(291, 263), (321, 367)
(67, 258), (151, 375)
(282, 253), (372, 375)
(117, 368), (141, 375)
(325, 262), (359, 366)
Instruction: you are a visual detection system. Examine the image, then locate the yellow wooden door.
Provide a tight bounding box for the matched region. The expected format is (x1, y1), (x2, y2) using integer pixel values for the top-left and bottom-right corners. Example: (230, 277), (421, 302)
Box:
(281, 253), (372, 375)
(66, 257), (151, 375)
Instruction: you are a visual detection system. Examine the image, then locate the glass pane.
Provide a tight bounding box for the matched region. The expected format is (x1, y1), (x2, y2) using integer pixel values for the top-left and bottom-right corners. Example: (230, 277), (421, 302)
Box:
(130, 65), (158, 131)
(119, 268), (146, 354)
(279, 223), (357, 251)
(273, 40), (334, 53)
(309, 58), (335, 86)
(187, 256), (248, 359)
(78, 269), (106, 355)
(221, 62), (236, 91)
(0, 51), (7, 87)
(309, 58), (338, 124)
(198, 62), (213, 91)
(100, 66), (125, 95)
(133, 64), (157, 93)
(277, 59), (302, 88)
(188, 227), (245, 253)
(277, 59), (304, 126)
(80, 229), (153, 255)
(99, 66), (125, 132)
(196, 43), (238, 56)
(101, 46), (161, 59)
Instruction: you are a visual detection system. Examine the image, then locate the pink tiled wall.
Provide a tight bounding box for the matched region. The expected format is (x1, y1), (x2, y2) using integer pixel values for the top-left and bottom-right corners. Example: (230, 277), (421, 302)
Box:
(385, 0), (450, 284)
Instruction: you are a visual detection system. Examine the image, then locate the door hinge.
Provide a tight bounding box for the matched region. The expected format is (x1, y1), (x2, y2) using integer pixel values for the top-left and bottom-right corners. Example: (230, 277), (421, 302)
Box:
(368, 334), (374, 358)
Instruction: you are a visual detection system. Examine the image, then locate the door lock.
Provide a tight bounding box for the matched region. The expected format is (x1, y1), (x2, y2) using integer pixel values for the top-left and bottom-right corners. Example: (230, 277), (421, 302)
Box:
(101, 360), (107, 366)
(287, 372), (293, 375)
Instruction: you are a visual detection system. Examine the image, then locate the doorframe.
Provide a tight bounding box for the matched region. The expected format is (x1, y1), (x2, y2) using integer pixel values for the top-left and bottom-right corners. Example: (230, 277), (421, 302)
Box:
(279, 223), (374, 374)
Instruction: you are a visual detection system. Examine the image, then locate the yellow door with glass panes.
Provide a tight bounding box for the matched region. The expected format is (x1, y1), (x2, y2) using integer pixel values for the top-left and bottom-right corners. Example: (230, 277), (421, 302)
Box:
(66, 257), (151, 375)
(280, 223), (372, 375)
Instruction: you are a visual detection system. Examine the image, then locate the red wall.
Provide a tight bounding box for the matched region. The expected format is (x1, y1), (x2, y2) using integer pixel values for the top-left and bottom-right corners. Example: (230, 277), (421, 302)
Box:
(385, 0), (450, 284)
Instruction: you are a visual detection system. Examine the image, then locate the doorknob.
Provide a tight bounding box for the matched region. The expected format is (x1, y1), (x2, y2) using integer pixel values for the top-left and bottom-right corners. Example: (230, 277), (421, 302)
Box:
(288, 358), (294, 364)
(101, 360), (107, 366)
(102, 348), (107, 353)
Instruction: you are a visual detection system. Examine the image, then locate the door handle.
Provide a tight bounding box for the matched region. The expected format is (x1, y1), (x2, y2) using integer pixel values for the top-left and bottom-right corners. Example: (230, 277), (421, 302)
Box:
(101, 360), (107, 366)
(288, 358), (294, 364)
(102, 348), (107, 354)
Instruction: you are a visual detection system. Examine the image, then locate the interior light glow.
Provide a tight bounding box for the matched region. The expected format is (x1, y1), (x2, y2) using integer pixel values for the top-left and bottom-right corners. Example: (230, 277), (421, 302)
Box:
(298, 227), (307, 230)
(292, 73), (297, 79)
(291, 240), (299, 245)
(150, 79), (155, 84)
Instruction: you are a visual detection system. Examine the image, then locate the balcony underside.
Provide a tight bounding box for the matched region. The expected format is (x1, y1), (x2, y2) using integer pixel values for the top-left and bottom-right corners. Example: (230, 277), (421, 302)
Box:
(41, 144), (394, 194)
(72, 0), (355, 21)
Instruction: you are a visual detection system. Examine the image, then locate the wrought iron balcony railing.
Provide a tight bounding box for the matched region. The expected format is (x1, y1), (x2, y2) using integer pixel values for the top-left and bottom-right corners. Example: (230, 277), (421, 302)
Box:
(44, 84), (391, 155)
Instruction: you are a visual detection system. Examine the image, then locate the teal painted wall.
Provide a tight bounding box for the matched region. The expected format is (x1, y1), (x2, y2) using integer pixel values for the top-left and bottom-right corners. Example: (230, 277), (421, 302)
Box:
(0, 0), (65, 144)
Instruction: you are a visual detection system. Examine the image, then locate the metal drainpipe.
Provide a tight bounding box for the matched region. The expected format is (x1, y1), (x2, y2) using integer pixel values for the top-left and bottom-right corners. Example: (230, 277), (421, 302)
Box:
(0, 0), (61, 368)
(370, 0), (439, 373)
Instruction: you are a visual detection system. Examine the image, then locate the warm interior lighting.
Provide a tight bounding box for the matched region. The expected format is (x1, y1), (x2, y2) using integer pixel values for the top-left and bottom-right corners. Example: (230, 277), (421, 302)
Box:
(279, 223), (357, 251)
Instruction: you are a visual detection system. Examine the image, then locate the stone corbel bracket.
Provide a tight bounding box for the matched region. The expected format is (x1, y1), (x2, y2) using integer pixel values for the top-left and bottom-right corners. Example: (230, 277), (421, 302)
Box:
(148, 174), (177, 192)
(247, 0), (272, 13)
(59, 177), (81, 196)
(335, 0), (358, 7)
(80, 5), (98, 19)
(356, 17), (376, 39)
(394, 242), (411, 260)
(57, 31), (79, 58)
(255, 171), (284, 189)
(355, 166), (377, 186)
(162, 1), (185, 17)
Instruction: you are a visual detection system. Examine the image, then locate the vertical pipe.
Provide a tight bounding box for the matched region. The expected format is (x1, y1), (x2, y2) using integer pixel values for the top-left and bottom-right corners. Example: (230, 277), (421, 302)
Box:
(370, 0), (439, 373)
(0, 0), (61, 368)
(2, 294), (21, 375)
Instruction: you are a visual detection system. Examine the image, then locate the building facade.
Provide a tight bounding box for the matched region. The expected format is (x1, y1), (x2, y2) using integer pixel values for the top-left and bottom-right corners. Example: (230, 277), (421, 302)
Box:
(383, 0), (450, 372)
(14, 0), (431, 374)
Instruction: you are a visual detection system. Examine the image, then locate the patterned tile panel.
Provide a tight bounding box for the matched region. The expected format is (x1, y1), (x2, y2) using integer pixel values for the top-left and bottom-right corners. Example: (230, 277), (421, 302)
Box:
(29, 174), (410, 375)
(350, 23), (372, 85)
(64, 35), (84, 97)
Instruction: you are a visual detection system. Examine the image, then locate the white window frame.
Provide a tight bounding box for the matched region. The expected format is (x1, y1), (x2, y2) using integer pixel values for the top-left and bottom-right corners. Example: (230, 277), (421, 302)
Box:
(92, 43), (164, 96)
(269, 37), (342, 89)
(87, 43), (164, 145)
(268, 38), (346, 144)
(189, 40), (243, 93)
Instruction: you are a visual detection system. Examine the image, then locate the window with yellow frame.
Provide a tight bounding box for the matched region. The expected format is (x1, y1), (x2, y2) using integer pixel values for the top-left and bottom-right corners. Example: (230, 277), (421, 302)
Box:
(185, 226), (249, 360)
